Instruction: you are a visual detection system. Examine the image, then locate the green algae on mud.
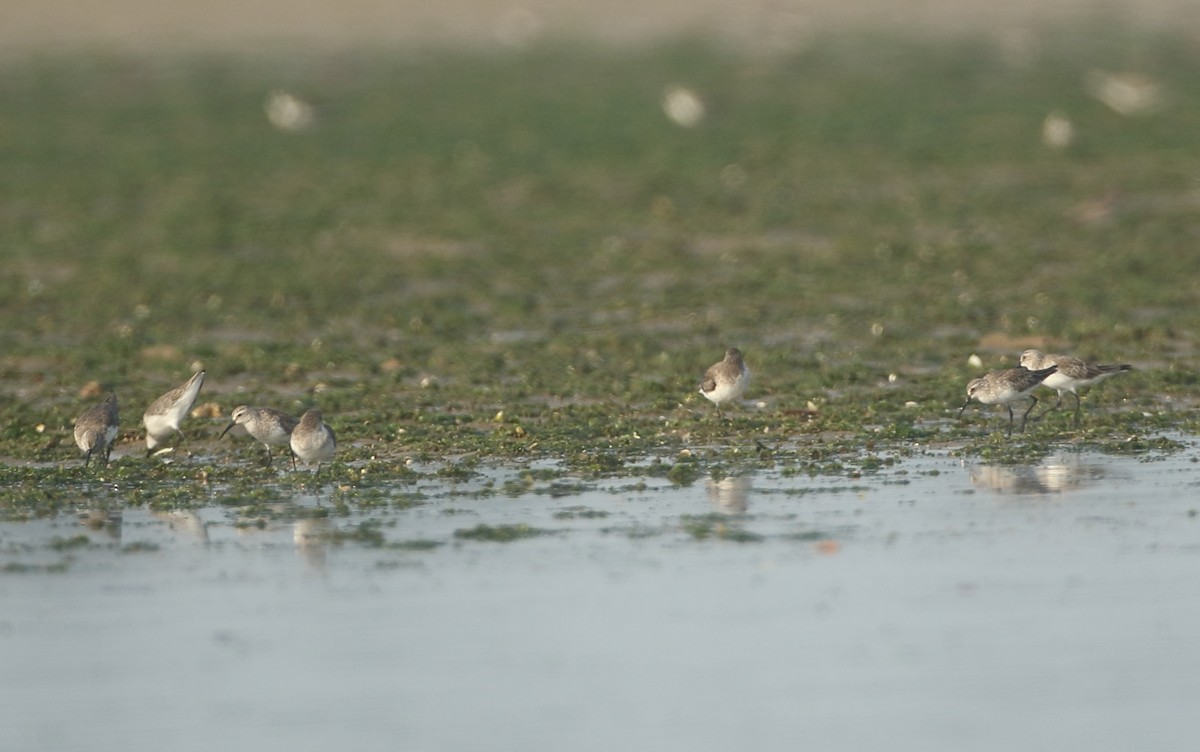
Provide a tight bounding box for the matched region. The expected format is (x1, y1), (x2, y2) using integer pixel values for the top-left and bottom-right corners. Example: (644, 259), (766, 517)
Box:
(453, 523), (553, 542)
(680, 514), (765, 543)
(0, 26), (1198, 494)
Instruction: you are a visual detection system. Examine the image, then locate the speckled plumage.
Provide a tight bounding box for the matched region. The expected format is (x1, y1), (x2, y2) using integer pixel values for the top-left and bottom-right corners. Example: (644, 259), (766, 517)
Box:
(75, 393), (120, 467)
(220, 405), (300, 468)
(959, 365), (1057, 435)
(290, 408), (337, 469)
(1019, 349), (1132, 418)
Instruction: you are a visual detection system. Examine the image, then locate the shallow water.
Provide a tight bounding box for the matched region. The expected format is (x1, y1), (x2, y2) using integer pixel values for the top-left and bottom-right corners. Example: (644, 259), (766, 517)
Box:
(3, 443), (1200, 752)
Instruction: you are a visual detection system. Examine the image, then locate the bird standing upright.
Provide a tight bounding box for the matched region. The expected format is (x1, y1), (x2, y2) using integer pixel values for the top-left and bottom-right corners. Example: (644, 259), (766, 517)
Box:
(699, 348), (750, 418)
(290, 408), (337, 471)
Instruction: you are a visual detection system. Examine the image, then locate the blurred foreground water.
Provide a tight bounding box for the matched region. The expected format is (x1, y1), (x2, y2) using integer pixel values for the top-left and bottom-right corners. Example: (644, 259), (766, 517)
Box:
(3, 441), (1198, 751)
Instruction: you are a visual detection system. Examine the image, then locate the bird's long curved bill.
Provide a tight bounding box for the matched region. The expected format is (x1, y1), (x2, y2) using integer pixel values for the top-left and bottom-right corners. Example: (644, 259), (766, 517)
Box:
(218, 422), (236, 439)
(957, 399), (971, 418)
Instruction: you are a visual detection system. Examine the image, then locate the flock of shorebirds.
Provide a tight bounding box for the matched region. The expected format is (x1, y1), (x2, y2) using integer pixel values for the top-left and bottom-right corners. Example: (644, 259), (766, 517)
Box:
(960, 349), (1133, 435)
(698, 346), (1132, 437)
(71, 346), (1131, 468)
(72, 371), (336, 470)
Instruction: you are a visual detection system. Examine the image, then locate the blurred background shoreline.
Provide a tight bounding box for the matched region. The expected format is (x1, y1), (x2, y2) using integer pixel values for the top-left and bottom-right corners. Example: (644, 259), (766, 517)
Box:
(3, 0), (1198, 53)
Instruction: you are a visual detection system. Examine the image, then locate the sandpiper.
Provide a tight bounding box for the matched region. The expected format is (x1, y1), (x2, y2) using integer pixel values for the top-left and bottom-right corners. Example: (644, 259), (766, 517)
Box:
(699, 347), (750, 417)
(959, 365), (1057, 435)
(143, 370), (206, 456)
(1019, 349), (1133, 420)
(220, 405), (300, 469)
(74, 393), (120, 467)
(290, 408), (337, 470)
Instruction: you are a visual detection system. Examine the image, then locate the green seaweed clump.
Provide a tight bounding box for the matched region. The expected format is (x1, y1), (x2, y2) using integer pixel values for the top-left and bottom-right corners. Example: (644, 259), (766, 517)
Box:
(453, 523), (550, 542)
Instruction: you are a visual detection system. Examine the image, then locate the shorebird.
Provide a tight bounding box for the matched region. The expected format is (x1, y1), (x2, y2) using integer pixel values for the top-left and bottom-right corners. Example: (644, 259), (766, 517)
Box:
(699, 348), (750, 418)
(290, 408), (337, 470)
(1019, 349), (1133, 421)
(959, 366), (1058, 435)
(74, 393), (120, 467)
(220, 405), (300, 469)
(143, 370), (205, 456)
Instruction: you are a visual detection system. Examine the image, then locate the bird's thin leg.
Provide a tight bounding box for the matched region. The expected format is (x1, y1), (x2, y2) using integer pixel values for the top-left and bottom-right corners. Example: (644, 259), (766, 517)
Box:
(1032, 392), (1055, 421)
(1006, 405), (1015, 436)
(1072, 392), (1083, 425)
(1020, 396), (1038, 433)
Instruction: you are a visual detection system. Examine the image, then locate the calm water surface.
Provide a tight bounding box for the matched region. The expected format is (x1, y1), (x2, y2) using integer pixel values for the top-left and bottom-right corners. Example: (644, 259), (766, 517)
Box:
(3, 443), (1199, 752)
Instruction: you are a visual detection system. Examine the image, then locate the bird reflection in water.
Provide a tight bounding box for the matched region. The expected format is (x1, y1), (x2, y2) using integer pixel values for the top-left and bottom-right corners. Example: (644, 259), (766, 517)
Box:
(151, 510), (210, 543)
(706, 476), (751, 514)
(293, 517), (333, 572)
(77, 507), (122, 542)
(233, 498), (332, 572)
(969, 454), (1107, 496)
